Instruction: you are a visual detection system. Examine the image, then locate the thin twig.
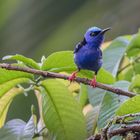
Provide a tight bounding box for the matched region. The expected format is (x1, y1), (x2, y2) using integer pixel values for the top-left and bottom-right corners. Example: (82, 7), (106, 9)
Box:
(117, 63), (131, 74)
(123, 120), (140, 125)
(101, 119), (114, 140)
(0, 63), (136, 97)
(117, 56), (140, 74)
(108, 124), (140, 138)
(115, 113), (140, 123)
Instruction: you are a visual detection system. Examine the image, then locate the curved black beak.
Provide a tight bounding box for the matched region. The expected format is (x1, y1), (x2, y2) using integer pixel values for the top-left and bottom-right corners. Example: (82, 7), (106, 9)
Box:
(100, 27), (111, 35)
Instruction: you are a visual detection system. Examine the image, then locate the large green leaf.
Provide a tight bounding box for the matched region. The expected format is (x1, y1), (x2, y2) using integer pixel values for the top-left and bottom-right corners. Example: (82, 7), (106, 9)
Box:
(0, 68), (33, 84)
(0, 102), (11, 128)
(103, 36), (131, 76)
(0, 68), (33, 98)
(88, 87), (105, 107)
(79, 84), (88, 108)
(77, 67), (115, 84)
(0, 68), (34, 123)
(97, 81), (130, 129)
(41, 51), (76, 71)
(3, 54), (40, 69)
(41, 79), (86, 140)
(0, 88), (23, 127)
(85, 106), (100, 136)
(129, 74), (140, 92)
(117, 66), (133, 81)
(116, 95), (140, 116)
(134, 62), (140, 75)
(0, 116), (35, 140)
(126, 31), (140, 57)
(0, 78), (30, 98)
(97, 92), (120, 129)
(97, 68), (115, 84)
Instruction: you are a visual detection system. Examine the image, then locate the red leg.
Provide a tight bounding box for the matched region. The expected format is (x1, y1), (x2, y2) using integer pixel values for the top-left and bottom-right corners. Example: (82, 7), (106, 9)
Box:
(68, 70), (79, 82)
(90, 75), (97, 88)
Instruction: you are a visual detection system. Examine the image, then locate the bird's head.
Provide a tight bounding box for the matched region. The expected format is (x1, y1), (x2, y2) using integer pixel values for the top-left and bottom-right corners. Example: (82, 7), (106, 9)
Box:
(84, 26), (111, 46)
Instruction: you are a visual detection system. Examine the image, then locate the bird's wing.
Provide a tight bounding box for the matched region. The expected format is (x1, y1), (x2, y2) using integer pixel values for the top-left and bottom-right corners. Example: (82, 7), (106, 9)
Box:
(99, 49), (102, 59)
(74, 42), (83, 53)
(74, 38), (87, 53)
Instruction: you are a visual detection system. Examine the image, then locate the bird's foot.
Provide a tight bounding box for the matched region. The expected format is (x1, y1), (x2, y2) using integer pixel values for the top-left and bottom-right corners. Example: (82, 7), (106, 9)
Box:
(90, 76), (96, 88)
(68, 72), (77, 82)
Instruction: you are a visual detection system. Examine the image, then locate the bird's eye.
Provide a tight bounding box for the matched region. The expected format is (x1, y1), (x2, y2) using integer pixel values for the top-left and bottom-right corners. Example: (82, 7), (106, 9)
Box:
(90, 32), (95, 37)
(90, 31), (100, 37)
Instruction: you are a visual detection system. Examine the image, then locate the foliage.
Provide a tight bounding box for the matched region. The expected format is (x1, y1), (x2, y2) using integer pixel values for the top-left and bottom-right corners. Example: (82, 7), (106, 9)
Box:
(41, 79), (86, 140)
(0, 30), (140, 140)
(0, 115), (36, 140)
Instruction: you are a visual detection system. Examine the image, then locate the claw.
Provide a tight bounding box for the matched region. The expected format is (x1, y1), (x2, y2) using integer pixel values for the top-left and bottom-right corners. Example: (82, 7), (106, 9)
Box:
(90, 76), (96, 88)
(68, 72), (77, 82)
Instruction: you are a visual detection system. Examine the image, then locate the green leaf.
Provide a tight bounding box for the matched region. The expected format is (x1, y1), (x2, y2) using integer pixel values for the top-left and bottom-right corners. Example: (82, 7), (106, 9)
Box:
(0, 68), (33, 84)
(127, 32), (140, 57)
(129, 74), (140, 90)
(79, 84), (88, 108)
(78, 70), (93, 79)
(3, 54), (40, 69)
(88, 87), (105, 107)
(79, 68), (115, 84)
(103, 36), (130, 76)
(97, 92), (120, 129)
(97, 68), (115, 84)
(116, 95), (140, 116)
(85, 106), (100, 136)
(87, 78), (123, 107)
(0, 68), (33, 98)
(41, 79), (87, 140)
(41, 51), (76, 71)
(98, 81), (130, 129)
(0, 78), (30, 98)
(0, 102), (11, 128)
(0, 88), (23, 127)
(118, 55), (140, 82)
(0, 116), (35, 140)
(134, 62), (140, 75)
(117, 66), (133, 81)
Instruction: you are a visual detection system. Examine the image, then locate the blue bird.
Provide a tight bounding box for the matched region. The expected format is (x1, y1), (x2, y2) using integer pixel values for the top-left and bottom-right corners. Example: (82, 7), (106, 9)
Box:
(69, 26), (111, 87)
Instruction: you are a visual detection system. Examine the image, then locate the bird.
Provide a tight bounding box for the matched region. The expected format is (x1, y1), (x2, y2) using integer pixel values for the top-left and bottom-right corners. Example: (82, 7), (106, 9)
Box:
(68, 26), (111, 87)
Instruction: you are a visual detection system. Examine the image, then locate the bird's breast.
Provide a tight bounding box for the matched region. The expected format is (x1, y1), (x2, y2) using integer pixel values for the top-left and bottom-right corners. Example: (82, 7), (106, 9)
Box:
(74, 46), (102, 72)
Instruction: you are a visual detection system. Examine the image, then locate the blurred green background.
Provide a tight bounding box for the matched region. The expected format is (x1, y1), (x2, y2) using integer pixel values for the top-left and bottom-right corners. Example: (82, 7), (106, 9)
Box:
(1, 0), (140, 122)
(0, 0), (140, 61)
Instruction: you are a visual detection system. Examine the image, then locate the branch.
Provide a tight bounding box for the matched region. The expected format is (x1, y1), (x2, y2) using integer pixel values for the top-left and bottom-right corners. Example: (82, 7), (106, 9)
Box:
(0, 63), (136, 97)
(102, 113), (140, 139)
(108, 125), (140, 138)
(88, 125), (140, 140)
(88, 113), (140, 140)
